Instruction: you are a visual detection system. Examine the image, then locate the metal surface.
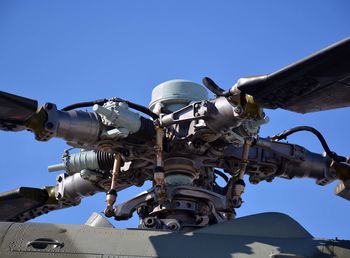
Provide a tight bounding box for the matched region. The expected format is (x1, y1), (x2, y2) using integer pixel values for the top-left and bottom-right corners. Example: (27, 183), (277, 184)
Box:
(49, 150), (101, 174)
(0, 213), (349, 258)
(93, 101), (141, 139)
(55, 173), (102, 203)
(85, 212), (114, 228)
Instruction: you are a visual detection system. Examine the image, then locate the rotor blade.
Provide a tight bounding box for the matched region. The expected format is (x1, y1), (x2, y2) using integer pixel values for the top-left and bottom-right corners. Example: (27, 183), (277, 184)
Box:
(0, 187), (74, 222)
(0, 91), (38, 130)
(237, 37), (350, 113)
(0, 187), (49, 222)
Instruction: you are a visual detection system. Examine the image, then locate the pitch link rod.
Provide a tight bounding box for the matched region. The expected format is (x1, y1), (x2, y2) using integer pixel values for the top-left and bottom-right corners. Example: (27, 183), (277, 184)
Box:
(153, 126), (166, 203)
(104, 153), (122, 217)
(238, 139), (253, 179)
(154, 127), (165, 186)
(226, 139), (253, 216)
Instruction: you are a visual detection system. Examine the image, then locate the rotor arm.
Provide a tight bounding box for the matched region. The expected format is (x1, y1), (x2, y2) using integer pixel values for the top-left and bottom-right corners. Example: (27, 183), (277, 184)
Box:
(236, 138), (349, 202)
(0, 90), (155, 148)
(31, 102), (155, 147)
(27, 103), (101, 145)
(0, 91), (99, 145)
(0, 96), (102, 146)
(253, 138), (337, 184)
(218, 138), (338, 185)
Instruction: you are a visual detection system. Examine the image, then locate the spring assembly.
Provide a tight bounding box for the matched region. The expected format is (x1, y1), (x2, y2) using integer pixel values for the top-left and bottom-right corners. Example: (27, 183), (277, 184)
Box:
(97, 151), (115, 171)
(48, 150), (114, 174)
(226, 139), (252, 215)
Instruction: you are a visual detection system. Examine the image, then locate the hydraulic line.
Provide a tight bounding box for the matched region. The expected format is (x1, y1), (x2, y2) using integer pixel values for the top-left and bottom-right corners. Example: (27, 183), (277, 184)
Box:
(62, 99), (108, 111)
(270, 126), (346, 162)
(62, 98), (159, 120)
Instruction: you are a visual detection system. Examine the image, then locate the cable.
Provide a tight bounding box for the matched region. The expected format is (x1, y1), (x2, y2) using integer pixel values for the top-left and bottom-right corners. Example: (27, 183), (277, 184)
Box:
(62, 99), (108, 111)
(61, 98), (159, 120)
(270, 126), (346, 162)
(122, 99), (159, 120)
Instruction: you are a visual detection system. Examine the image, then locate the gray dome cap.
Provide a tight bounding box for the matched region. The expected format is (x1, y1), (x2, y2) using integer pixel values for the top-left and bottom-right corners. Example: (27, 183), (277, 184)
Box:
(149, 80), (208, 111)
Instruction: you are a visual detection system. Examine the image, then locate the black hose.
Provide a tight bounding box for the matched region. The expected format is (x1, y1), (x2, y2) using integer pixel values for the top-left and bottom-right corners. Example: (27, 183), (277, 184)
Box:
(270, 126), (346, 162)
(122, 99), (159, 120)
(62, 99), (108, 111)
(62, 98), (159, 120)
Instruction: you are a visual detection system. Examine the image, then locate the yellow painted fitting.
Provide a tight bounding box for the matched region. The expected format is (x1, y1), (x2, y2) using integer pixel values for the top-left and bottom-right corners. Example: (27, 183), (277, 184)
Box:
(25, 107), (48, 138)
(44, 186), (59, 204)
(243, 95), (263, 119)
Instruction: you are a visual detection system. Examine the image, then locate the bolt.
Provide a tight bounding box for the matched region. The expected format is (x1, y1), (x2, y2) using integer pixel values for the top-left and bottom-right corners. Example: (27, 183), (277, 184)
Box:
(57, 175), (63, 183)
(144, 217), (156, 228)
(167, 221), (180, 231)
(56, 192), (62, 200)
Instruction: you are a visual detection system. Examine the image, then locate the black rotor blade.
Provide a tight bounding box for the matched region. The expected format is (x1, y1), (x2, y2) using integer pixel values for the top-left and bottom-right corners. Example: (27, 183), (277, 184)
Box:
(0, 187), (75, 222)
(0, 91), (38, 130)
(0, 187), (49, 222)
(237, 37), (350, 113)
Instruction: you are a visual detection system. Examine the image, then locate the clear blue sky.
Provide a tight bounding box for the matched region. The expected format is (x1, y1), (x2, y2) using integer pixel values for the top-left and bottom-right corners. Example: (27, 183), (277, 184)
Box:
(1, 1), (350, 239)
